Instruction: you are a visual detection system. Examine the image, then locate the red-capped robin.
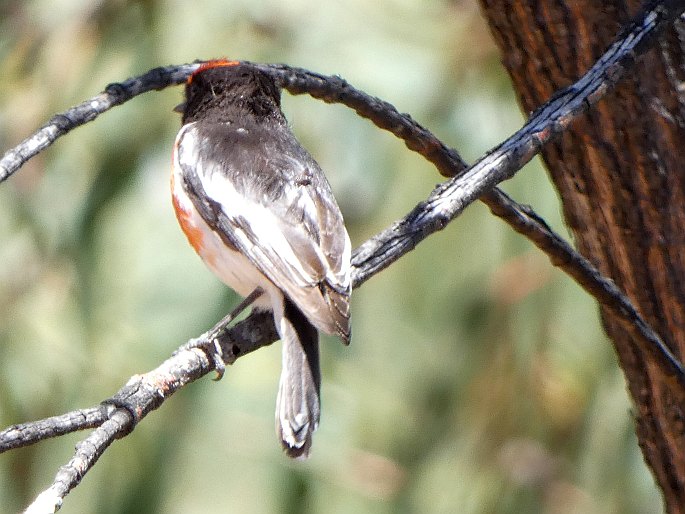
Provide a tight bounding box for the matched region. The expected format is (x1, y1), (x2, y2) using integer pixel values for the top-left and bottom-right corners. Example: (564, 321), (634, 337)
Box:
(171, 60), (351, 458)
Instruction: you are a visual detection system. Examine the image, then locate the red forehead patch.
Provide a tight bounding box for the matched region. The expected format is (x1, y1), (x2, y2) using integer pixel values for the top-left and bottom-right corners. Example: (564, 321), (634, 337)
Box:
(189, 59), (241, 84)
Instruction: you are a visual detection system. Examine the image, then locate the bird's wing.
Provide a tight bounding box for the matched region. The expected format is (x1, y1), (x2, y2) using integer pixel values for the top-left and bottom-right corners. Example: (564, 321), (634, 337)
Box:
(175, 121), (351, 340)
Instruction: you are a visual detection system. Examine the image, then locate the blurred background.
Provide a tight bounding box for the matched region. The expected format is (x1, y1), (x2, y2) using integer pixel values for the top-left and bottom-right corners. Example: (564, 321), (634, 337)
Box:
(0, 0), (661, 512)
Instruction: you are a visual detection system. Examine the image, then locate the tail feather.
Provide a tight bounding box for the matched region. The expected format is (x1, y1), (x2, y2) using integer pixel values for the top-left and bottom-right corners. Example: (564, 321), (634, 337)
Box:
(276, 298), (321, 458)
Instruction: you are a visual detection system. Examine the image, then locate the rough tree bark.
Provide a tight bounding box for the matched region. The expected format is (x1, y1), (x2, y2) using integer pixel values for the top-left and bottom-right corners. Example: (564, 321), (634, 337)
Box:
(479, 1), (685, 511)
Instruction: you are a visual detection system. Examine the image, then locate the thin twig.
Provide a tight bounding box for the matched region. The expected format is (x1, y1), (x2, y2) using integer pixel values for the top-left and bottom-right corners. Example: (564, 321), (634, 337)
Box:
(0, 65), (198, 184)
(23, 409), (132, 514)
(481, 189), (685, 382)
(0, 407), (105, 452)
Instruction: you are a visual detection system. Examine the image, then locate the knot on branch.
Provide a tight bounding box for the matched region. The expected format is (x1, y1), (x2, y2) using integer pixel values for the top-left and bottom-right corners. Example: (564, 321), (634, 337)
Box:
(147, 66), (175, 91)
(101, 377), (165, 437)
(47, 114), (75, 132)
(104, 82), (129, 104)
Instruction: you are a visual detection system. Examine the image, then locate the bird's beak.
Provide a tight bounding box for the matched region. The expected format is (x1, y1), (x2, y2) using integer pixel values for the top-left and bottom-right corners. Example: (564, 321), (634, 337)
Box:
(173, 102), (186, 114)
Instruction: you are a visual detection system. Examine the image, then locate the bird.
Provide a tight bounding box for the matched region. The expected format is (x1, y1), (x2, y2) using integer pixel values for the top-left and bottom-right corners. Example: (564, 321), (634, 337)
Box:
(171, 60), (351, 458)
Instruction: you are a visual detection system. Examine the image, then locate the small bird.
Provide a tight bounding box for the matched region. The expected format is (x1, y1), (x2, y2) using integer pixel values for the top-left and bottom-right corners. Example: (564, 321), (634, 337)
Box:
(171, 60), (351, 457)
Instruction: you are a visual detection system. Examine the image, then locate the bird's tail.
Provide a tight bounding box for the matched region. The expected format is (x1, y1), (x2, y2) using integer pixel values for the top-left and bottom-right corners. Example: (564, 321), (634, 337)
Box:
(276, 298), (321, 458)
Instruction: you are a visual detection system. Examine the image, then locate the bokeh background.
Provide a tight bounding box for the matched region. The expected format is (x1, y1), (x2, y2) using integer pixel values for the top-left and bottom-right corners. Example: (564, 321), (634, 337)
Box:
(0, 0), (662, 512)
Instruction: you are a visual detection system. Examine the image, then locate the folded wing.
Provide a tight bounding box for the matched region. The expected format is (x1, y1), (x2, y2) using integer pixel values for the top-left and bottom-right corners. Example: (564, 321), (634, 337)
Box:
(175, 121), (351, 341)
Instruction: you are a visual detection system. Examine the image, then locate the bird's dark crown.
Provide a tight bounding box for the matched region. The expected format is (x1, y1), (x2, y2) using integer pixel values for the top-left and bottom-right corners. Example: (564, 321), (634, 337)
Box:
(181, 61), (284, 125)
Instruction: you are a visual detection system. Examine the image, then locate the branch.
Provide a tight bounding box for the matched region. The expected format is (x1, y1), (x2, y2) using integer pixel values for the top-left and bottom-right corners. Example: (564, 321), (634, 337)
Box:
(23, 409), (131, 514)
(0, 407), (105, 452)
(481, 189), (685, 384)
(2, 1), (684, 511)
(0, 65), (197, 184)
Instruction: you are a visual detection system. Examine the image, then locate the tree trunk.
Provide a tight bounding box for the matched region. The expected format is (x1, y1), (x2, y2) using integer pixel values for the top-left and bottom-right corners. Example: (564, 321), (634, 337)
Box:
(479, 1), (685, 511)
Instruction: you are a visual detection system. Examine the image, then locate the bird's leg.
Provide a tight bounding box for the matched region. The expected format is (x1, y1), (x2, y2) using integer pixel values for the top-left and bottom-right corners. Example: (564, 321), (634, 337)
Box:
(177, 287), (264, 379)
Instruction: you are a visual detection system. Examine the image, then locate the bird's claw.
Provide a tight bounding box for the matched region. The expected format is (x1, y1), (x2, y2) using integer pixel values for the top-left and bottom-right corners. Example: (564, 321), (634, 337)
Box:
(178, 336), (226, 380)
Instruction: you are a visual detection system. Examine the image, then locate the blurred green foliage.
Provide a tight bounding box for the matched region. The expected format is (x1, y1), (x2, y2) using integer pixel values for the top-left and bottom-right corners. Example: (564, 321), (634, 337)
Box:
(0, 0), (662, 513)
